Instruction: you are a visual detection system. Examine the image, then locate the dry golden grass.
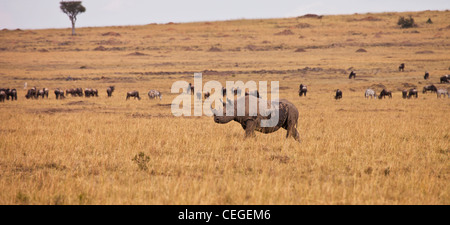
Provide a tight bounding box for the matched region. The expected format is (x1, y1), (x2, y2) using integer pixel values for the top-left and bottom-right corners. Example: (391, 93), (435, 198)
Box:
(0, 10), (449, 204)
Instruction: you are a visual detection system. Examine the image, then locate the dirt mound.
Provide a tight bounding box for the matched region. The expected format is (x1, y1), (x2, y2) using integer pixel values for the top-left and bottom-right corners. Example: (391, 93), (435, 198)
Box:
(208, 47), (222, 52)
(94, 46), (108, 51)
(274, 29), (294, 35)
(127, 51), (147, 56)
(356, 48), (367, 52)
(38, 48), (49, 52)
(294, 48), (306, 52)
(415, 50), (434, 54)
(369, 83), (386, 90)
(98, 38), (123, 45)
(295, 23), (312, 28)
(298, 14), (323, 19)
(245, 45), (258, 51)
(359, 16), (381, 21)
(401, 83), (417, 89)
(102, 32), (121, 36)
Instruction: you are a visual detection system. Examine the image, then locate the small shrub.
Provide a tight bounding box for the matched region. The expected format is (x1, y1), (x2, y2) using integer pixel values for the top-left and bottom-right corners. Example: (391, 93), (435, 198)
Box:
(132, 152), (150, 171)
(426, 18), (433, 24)
(397, 16), (416, 28)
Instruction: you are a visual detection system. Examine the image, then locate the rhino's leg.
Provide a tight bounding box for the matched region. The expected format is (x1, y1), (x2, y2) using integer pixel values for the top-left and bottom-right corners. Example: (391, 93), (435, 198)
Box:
(287, 120), (301, 143)
(244, 120), (257, 138)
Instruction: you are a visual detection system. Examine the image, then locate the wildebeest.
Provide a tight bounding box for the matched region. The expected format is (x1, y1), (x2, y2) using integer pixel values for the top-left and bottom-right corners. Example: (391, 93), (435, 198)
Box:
(204, 91), (211, 99)
(66, 88), (83, 97)
(424, 71), (429, 80)
(107, 86), (115, 97)
(399, 63), (405, 72)
(402, 90), (408, 99)
(126, 91), (141, 100)
(378, 89), (392, 99)
(408, 89), (418, 99)
(210, 95), (301, 142)
(299, 84), (307, 97)
(25, 87), (37, 99)
(436, 89), (448, 98)
(364, 89), (376, 99)
(349, 71), (356, 79)
(187, 83), (194, 94)
(148, 90), (162, 100)
(37, 89), (45, 99)
(0, 91), (6, 102)
(84, 88), (97, 97)
(440, 75), (449, 83)
(43, 88), (49, 98)
(4, 88), (17, 101)
(335, 89), (342, 100)
(422, 84), (437, 94)
(245, 90), (260, 98)
(54, 89), (65, 99)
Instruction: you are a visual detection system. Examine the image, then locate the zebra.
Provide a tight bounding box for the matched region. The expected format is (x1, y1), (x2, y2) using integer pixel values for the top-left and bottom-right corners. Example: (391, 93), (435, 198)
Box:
(148, 90), (162, 100)
(436, 89), (449, 98)
(365, 89), (377, 99)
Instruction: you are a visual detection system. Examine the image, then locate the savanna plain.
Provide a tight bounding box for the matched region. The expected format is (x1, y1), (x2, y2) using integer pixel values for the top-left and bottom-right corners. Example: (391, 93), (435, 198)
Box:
(0, 11), (449, 204)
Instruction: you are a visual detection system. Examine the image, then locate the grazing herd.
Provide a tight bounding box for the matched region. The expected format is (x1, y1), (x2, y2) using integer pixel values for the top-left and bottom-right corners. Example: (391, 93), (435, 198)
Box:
(298, 64), (449, 100)
(0, 88), (18, 102)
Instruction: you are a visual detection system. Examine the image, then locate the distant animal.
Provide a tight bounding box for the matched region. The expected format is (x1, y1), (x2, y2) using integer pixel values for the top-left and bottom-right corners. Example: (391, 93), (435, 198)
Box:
(349, 71), (356, 79)
(25, 87), (37, 99)
(66, 88), (83, 97)
(299, 84), (307, 97)
(187, 83), (194, 94)
(422, 84), (437, 94)
(232, 87), (242, 96)
(75, 88), (83, 97)
(107, 86), (115, 97)
(378, 89), (392, 99)
(408, 88), (418, 99)
(84, 88), (97, 97)
(196, 92), (202, 100)
(436, 89), (448, 98)
(148, 90), (162, 100)
(222, 87), (227, 96)
(43, 88), (49, 98)
(365, 89), (376, 99)
(126, 91), (141, 100)
(0, 91), (6, 102)
(424, 72), (429, 80)
(204, 92), (211, 99)
(402, 90), (408, 99)
(6, 88), (17, 101)
(37, 89), (45, 99)
(335, 89), (342, 100)
(210, 95), (301, 142)
(399, 63), (405, 72)
(245, 90), (260, 98)
(54, 89), (65, 99)
(440, 75), (449, 83)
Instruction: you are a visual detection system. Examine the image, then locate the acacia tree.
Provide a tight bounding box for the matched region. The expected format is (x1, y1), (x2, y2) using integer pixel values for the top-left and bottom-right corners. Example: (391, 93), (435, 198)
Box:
(60, 1), (86, 35)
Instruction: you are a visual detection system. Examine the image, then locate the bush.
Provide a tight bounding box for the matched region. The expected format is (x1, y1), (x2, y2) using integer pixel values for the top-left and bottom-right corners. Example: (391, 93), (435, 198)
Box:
(397, 16), (416, 28)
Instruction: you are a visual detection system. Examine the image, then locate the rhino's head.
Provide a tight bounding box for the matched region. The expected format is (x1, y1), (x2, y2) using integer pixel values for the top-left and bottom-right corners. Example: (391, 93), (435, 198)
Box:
(211, 98), (235, 124)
